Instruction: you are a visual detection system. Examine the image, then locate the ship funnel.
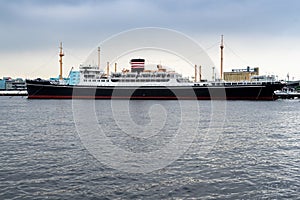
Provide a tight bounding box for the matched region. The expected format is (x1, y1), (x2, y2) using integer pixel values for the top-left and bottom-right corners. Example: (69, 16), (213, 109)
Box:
(130, 58), (145, 73)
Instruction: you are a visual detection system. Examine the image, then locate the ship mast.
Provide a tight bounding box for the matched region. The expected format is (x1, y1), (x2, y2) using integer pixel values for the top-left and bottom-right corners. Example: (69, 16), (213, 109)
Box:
(199, 65), (202, 82)
(220, 35), (224, 80)
(59, 42), (64, 80)
(98, 47), (101, 69)
(194, 64), (197, 82)
(106, 62), (110, 76)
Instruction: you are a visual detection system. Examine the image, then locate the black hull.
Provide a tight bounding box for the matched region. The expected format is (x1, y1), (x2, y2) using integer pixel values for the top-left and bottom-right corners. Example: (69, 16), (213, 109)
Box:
(26, 80), (284, 100)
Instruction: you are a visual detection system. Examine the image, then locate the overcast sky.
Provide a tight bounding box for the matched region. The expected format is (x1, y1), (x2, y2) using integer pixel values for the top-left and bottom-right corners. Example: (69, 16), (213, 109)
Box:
(0, 0), (299, 80)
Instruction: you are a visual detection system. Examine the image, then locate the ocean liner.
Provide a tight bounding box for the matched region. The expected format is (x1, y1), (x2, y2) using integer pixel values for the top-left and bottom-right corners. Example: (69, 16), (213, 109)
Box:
(26, 41), (284, 100)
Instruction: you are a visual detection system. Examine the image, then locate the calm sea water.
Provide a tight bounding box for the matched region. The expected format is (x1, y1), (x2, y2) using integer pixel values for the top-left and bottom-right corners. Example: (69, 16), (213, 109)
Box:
(0, 97), (299, 199)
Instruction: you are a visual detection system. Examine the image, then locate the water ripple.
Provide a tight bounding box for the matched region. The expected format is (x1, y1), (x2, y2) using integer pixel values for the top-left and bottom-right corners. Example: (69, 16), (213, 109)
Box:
(0, 98), (299, 199)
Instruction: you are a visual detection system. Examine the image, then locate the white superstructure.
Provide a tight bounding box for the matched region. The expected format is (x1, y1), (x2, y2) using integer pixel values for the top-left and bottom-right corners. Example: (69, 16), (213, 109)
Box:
(79, 63), (194, 87)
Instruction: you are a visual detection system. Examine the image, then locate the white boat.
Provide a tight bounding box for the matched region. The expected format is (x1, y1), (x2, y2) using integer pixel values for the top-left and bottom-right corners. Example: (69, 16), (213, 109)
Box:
(274, 87), (300, 99)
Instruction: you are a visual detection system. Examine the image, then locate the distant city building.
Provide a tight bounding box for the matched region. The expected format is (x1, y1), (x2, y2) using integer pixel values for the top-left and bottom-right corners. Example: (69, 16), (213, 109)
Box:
(50, 71), (80, 85)
(68, 71), (80, 85)
(0, 79), (5, 90)
(0, 77), (26, 90)
(224, 67), (259, 81)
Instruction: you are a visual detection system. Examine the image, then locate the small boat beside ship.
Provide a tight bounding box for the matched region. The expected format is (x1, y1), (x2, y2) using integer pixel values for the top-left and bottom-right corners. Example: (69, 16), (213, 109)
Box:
(26, 40), (285, 100)
(274, 87), (300, 99)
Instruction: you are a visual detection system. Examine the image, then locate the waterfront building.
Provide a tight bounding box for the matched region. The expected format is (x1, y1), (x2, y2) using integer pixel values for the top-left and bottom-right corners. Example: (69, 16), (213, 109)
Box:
(224, 67), (259, 81)
(68, 71), (80, 85)
(0, 77), (26, 90)
(0, 79), (5, 90)
(50, 71), (79, 85)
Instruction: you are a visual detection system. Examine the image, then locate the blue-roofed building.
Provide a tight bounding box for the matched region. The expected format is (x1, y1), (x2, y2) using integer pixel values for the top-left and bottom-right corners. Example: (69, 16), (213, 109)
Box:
(0, 77), (26, 90)
(50, 71), (80, 85)
(68, 71), (80, 85)
(0, 79), (6, 90)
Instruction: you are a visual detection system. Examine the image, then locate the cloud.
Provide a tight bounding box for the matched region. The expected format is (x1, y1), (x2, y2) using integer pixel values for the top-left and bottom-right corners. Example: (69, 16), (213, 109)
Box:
(1, 0), (299, 53)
